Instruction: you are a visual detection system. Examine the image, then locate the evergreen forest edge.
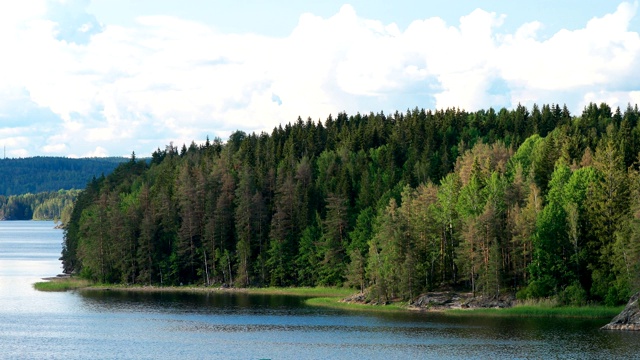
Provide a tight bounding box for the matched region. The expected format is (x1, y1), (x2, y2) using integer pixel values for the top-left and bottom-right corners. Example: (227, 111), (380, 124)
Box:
(61, 103), (640, 306)
(0, 157), (129, 222)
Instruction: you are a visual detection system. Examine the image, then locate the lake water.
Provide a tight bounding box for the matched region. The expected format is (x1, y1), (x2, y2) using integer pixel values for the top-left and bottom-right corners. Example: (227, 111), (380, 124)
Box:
(1, 221), (639, 359)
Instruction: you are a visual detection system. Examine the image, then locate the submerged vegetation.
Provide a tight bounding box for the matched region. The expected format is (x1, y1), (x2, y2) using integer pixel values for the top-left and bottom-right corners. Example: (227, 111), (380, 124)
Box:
(61, 103), (640, 307)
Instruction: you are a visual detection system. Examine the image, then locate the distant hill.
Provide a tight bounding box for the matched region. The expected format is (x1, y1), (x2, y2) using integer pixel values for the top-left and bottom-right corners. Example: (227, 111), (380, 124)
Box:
(0, 157), (129, 196)
(0, 189), (80, 221)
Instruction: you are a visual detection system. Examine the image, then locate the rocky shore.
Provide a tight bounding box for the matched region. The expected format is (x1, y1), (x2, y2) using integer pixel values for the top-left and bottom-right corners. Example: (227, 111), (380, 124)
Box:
(342, 291), (515, 310)
(601, 292), (640, 331)
(409, 292), (515, 310)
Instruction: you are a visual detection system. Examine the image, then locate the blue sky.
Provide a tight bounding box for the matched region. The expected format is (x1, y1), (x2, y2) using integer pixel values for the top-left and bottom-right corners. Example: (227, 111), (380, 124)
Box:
(1, 1), (639, 158)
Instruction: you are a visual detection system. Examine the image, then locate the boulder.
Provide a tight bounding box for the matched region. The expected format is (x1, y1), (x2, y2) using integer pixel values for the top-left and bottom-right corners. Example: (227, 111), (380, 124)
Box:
(413, 292), (464, 308)
(411, 292), (474, 310)
(602, 292), (640, 331)
(342, 292), (368, 304)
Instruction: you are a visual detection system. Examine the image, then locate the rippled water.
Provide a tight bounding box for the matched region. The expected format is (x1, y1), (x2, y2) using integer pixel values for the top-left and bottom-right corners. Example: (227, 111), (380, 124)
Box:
(1, 221), (639, 359)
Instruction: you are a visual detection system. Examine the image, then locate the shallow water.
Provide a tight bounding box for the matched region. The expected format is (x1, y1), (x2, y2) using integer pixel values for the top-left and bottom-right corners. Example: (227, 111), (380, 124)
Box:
(1, 221), (639, 359)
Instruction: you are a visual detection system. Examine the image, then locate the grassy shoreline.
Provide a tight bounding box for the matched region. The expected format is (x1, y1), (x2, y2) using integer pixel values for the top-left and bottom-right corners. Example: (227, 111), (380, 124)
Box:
(306, 297), (407, 312)
(33, 277), (91, 292)
(32, 278), (622, 318)
(444, 305), (624, 318)
(33, 278), (352, 297)
(306, 296), (622, 318)
(86, 284), (355, 297)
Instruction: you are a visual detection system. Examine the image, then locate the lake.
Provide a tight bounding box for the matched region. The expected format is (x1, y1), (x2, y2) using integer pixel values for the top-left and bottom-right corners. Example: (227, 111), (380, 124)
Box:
(1, 221), (639, 359)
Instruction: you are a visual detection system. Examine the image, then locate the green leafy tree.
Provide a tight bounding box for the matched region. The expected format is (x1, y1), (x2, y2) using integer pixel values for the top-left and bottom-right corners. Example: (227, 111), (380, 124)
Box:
(528, 162), (572, 296)
(437, 173), (461, 284)
(367, 199), (403, 302)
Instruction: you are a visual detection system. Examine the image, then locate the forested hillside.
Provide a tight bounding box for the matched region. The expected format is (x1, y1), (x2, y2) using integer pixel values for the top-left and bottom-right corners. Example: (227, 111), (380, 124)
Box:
(62, 103), (640, 306)
(0, 157), (128, 195)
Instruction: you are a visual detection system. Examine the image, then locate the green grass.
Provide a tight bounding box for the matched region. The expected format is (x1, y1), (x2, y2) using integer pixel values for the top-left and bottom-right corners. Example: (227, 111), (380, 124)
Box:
(305, 296), (407, 312)
(445, 305), (623, 318)
(244, 286), (354, 297)
(33, 278), (91, 292)
(83, 285), (354, 297)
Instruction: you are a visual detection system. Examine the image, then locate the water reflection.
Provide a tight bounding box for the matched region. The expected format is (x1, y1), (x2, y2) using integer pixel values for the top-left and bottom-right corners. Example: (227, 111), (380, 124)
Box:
(2, 221), (640, 359)
(75, 287), (639, 358)
(78, 290), (315, 315)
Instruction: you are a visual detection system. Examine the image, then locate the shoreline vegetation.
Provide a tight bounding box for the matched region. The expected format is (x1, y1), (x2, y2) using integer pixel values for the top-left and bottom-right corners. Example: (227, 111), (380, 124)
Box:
(59, 103), (640, 315)
(33, 276), (90, 292)
(33, 277), (622, 318)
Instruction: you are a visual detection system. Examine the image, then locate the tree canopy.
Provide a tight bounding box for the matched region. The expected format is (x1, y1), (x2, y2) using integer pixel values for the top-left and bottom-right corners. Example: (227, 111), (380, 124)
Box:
(61, 103), (640, 305)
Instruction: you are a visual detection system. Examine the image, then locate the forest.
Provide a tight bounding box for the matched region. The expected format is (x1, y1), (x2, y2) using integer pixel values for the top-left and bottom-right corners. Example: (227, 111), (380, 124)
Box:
(61, 102), (640, 306)
(0, 157), (128, 196)
(0, 190), (80, 222)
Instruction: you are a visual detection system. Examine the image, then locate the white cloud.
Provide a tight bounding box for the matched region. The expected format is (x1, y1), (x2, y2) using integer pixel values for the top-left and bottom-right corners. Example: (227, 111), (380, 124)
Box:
(498, 2), (640, 103)
(9, 149), (30, 158)
(75, 146), (109, 158)
(0, 1), (639, 157)
(42, 143), (68, 153)
(0, 136), (30, 158)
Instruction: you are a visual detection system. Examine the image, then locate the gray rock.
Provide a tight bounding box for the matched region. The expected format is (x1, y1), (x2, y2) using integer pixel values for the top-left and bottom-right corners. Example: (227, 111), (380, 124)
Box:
(412, 292), (465, 308)
(602, 292), (640, 331)
(410, 292), (515, 310)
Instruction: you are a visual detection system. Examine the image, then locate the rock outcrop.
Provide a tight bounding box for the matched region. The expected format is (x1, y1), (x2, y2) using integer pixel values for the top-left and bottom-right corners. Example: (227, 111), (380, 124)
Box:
(602, 292), (640, 331)
(341, 290), (516, 310)
(410, 292), (514, 311)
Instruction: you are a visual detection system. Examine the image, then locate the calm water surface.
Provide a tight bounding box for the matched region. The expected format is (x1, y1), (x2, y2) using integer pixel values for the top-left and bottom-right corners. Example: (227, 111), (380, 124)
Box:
(1, 221), (639, 359)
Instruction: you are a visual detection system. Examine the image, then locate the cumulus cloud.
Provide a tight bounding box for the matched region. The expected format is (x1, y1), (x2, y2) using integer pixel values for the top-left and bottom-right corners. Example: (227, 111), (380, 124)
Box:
(0, 1), (639, 157)
(42, 143), (68, 154)
(76, 146), (109, 158)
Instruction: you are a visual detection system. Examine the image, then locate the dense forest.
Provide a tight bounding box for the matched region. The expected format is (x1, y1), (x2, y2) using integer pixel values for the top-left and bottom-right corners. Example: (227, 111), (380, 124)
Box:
(0, 190), (80, 222)
(62, 103), (640, 306)
(0, 157), (128, 196)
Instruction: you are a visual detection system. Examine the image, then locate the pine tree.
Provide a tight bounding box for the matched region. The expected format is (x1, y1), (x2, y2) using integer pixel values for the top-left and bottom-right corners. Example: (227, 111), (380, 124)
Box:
(174, 164), (206, 283)
(587, 136), (630, 301)
(267, 171), (296, 286)
(296, 213), (322, 286)
(318, 193), (349, 286)
(234, 167), (256, 287)
(136, 184), (155, 284)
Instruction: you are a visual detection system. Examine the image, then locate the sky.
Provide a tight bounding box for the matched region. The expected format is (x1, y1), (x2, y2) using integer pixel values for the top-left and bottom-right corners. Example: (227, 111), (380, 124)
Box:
(1, 1), (639, 158)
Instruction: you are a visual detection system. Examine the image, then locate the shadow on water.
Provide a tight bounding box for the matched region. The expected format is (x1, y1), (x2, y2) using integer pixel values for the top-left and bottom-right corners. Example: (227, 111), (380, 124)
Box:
(77, 289), (315, 315)
(75, 289), (640, 358)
